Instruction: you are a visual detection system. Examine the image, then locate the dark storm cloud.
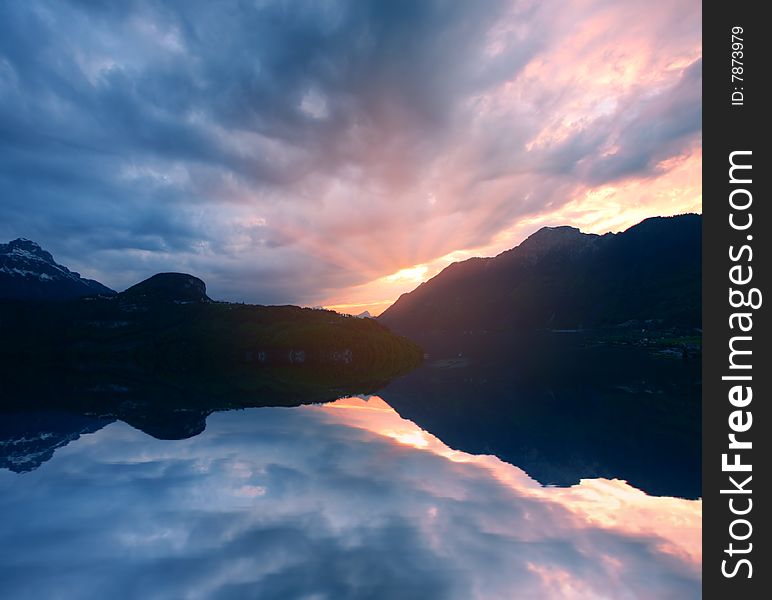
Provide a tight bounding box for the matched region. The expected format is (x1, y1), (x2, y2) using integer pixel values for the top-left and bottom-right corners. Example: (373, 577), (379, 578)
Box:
(1, 0), (515, 186)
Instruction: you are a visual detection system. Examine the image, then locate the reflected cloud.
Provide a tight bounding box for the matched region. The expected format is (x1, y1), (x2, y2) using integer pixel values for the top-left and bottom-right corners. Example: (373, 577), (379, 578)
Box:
(0, 397), (699, 599)
(315, 397), (701, 568)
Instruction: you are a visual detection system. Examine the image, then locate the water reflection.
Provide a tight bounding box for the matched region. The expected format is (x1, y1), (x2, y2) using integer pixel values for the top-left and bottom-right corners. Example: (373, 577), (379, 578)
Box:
(0, 397), (700, 599)
(0, 332), (700, 498)
(380, 336), (701, 498)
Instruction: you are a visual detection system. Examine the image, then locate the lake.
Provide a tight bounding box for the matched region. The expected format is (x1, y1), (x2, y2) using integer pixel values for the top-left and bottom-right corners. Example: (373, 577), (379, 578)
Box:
(0, 391), (700, 599)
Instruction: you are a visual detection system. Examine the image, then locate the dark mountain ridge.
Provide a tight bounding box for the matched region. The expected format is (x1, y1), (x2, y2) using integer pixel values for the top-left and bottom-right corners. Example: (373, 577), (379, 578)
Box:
(379, 214), (701, 340)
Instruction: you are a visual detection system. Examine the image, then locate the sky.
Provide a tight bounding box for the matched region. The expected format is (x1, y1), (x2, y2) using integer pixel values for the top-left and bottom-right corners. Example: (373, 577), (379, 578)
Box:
(0, 0), (701, 314)
(0, 397), (701, 599)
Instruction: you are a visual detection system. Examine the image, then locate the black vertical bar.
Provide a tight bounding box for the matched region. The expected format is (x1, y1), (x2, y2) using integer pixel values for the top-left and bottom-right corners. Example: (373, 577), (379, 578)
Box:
(703, 1), (769, 598)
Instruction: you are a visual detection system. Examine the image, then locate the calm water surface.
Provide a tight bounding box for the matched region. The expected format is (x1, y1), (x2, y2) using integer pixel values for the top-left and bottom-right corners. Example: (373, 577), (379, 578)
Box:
(0, 396), (700, 599)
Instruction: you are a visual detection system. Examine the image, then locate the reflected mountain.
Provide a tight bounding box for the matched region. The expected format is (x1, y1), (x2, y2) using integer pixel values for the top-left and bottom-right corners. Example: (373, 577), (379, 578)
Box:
(1, 331), (700, 499)
(0, 411), (114, 473)
(0, 329), (700, 498)
(0, 356), (420, 469)
(380, 331), (700, 499)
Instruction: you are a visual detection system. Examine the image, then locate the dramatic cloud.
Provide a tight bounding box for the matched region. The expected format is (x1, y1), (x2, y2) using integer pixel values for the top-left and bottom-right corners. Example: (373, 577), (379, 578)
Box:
(0, 398), (700, 599)
(0, 0), (701, 310)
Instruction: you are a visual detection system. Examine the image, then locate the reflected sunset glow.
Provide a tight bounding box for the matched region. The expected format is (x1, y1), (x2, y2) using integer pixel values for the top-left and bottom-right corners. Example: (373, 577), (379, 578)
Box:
(314, 396), (701, 570)
(0, 398), (702, 598)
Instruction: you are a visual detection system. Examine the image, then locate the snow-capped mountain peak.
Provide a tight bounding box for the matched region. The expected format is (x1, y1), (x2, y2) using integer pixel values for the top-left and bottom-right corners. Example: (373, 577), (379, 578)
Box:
(0, 238), (115, 300)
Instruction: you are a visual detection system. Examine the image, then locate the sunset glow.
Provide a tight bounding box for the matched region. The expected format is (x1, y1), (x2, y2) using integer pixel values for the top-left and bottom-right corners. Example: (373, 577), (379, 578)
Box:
(0, 0), (701, 310)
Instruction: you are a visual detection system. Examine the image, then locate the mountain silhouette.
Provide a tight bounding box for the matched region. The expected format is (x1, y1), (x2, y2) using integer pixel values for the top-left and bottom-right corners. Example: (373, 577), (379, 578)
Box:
(0, 238), (115, 300)
(379, 214), (701, 341)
